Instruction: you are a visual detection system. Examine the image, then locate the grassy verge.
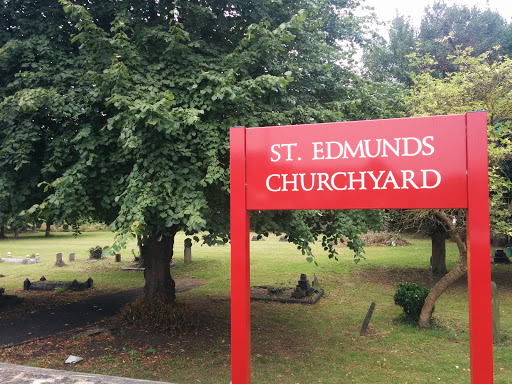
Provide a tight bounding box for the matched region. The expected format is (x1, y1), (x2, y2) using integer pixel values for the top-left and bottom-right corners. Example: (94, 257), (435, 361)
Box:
(1, 232), (511, 383)
(0, 232), (142, 294)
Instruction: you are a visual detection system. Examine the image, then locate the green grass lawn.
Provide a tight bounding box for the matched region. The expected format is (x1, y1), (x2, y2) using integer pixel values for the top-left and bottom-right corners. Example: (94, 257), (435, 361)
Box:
(0, 231), (143, 292)
(1, 231), (511, 384)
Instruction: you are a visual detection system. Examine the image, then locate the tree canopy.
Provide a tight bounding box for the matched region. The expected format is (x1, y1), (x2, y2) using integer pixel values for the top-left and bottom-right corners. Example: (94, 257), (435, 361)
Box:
(0, 0), (403, 301)
(407, 47), (512, 236)
(363, 1), (512, 85)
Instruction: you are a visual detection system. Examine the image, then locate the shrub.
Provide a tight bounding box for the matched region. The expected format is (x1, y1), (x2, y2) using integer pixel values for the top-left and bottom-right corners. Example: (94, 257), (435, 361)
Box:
(89, 246), (103, 259)
(266, 286), (285, 295)
(120, 295), (197, 334)
(337, 231), (410, 247)
(393, 282), (433, 323)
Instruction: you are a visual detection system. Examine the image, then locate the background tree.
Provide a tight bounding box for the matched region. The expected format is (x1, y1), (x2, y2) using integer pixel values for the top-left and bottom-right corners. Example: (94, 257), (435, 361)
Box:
(362, 14), (416, 86)
(363, 1), (512, 280)
(390, 209), (461, 276)
(417, 1), (510, 77)
(363, 2), (511, 86)
(1, 0), (403, 302)
(406, 46), (512, 327)
(0, 0), (84, 238)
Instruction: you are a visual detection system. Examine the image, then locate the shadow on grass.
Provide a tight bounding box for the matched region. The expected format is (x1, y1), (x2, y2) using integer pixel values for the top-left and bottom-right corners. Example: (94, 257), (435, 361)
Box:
(357, 265), (512, 293)
(0, 233), (79, 240)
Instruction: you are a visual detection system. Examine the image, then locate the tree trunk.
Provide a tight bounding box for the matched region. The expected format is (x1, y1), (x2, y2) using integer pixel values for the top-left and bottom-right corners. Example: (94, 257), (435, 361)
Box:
(419, 210), (467, 328)
(431, 224), (448, 275)
(140, 231), (177, 302)
(14, 227), (19, 238)
(45, 220), (53, 237)
(0, 225), (5, 238)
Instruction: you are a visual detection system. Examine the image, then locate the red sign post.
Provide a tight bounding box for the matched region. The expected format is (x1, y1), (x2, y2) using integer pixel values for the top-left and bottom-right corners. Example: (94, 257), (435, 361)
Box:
(230, 112), (492, 383)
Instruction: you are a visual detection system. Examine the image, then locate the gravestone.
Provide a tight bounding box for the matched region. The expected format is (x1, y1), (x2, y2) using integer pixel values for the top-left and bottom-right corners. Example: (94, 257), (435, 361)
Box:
(55, 253), (66, 267)
(492, 249), (511, 264)
(312, 273), (319, 288)
(291, 274), (314, 298)
(360, 302), (376, 336)
(69, 252), (75, 262)
(1, 255), (39, 264)
(290, 286), (305, 299)
(184, 247), (192, 262)
(492, 281), (500, 343)
(279, 236), (288, 242)
(35, 253), (40, 263)
(115, 253), (121, 262)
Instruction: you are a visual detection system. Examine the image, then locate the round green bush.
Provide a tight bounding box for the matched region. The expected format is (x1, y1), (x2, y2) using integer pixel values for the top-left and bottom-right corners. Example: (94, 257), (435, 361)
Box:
(393, 282), (432, 323)
(88, 245), (103, 259)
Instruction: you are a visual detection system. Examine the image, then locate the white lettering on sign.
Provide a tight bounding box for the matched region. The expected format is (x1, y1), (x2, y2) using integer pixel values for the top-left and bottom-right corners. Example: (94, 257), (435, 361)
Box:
(270, 143), (298, 162)
(310, 136), (435, 160)
(265, 170), (441, 192)
(265, 136), (442, 192)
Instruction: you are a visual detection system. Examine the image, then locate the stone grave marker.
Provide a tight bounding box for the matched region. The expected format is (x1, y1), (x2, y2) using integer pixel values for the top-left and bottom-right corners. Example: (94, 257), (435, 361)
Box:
(55, 253), (66, 267)
(291, 273), (314, 298)
(69, 252), (75, 262)
(312, 273), (319, 288)
(492, 281), (500, 343)
(360, 302), (376, 336)
(1, 253), (39, 264)
(184, 247), (192, 262)
(492, 249), (511, 264)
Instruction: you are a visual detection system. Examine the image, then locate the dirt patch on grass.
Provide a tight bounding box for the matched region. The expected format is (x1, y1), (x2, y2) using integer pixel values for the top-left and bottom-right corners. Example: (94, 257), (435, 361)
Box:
(0, 286), (319, 381)
(250, 286), (323, 304)
(0, 294), (231, 381)
(338, 231), (410, 247)
(355, 264), (512, 293)
(355, 267), (458, 289)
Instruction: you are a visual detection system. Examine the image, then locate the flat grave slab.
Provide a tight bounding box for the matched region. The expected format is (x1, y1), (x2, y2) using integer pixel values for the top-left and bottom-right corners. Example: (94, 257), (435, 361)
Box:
(250, 285), (323, 304)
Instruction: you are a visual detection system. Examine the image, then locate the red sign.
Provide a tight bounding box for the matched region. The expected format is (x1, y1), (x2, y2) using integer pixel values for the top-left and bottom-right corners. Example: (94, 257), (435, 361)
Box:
(230, 112), (492, 384)
(246, 115), (468, 210)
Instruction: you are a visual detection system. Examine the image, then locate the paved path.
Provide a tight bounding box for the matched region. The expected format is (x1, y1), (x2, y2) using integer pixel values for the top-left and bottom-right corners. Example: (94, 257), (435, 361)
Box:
(0, 288), (143, 347)
(0, 277), (202, 347)
(0, 362), (175, 383)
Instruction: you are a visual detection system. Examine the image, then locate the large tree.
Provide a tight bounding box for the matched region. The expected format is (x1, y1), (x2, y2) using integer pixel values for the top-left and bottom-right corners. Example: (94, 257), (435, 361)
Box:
(407, 47), (512, 327)
(363, 2), (512, 282)
(1, 0), (400, 302)
(362, 14), (416, 86)
(418, 1), (510, 77)
(0, 0), (85, 237)
(363, 2), (512, 86)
